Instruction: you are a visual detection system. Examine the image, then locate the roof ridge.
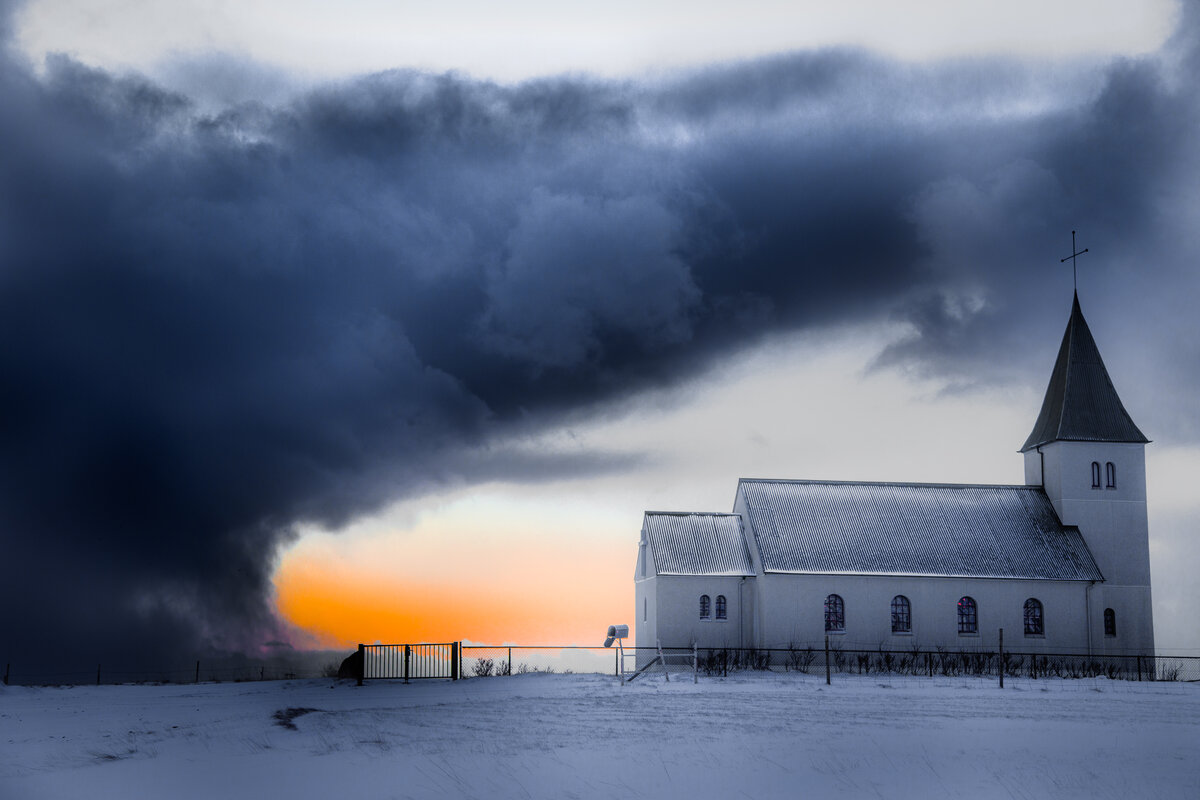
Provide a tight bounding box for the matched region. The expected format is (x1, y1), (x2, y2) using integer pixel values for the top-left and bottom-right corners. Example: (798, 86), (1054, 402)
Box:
(737, 478), (1040, 490)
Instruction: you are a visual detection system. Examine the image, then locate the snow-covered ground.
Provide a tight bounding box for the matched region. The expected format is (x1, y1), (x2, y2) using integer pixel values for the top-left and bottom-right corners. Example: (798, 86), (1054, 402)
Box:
(3, 671), (1197, 799)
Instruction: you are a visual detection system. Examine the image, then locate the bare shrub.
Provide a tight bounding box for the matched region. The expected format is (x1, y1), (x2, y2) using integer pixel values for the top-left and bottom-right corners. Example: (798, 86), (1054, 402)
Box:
(786, 644), (816, 673)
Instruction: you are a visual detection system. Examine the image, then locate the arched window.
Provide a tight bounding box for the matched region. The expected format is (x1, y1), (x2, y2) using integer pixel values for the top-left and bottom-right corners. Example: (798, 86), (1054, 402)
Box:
(824, 594), (845, 632)
(1091, 461), (1101, 489)
(1023, 598), (1044, 636)
(699, 594), (711, 619)
(957, 596), (978, 634)
(1104, 608), (1116, 637)
(715, 595), (727, 620)
(1106, 461), (1116, 489)
(891, 595), (911, 633)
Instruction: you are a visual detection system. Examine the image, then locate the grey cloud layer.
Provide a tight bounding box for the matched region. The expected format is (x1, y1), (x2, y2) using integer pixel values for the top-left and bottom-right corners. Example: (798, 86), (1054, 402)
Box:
(2, 4), (1198, 669)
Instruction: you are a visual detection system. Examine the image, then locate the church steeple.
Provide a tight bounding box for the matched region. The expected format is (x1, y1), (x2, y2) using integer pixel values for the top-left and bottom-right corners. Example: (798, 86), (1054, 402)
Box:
(1020, 293), (1149, 452)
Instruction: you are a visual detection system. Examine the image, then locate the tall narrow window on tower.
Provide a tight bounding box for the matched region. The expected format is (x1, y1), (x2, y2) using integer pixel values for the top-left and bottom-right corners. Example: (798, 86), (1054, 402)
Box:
(1091, 461), (1101, 488)
(1106, 462), (1116, 489)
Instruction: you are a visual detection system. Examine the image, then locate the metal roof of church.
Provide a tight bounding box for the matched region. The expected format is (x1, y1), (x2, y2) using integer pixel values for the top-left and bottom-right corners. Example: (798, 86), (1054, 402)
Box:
(1021, 293), (1149, 452)
(642, 512), (755, 576)
(736, 479), (1104, 581)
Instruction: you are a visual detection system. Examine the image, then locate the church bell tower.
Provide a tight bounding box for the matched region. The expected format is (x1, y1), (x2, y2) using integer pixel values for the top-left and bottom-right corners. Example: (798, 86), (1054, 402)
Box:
(1021, 293), (1153, 656)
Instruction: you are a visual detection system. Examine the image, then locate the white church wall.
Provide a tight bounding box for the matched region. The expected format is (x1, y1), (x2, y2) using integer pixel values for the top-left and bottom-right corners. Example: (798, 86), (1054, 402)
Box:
(1042, 441), (1151, 585)
(633, 573), (656, 649)
(754, 573), (1093, 654)
(1089, 583), (1156, 657)
(1037, 440), (1154, 656)
(652, 575), (753, 651)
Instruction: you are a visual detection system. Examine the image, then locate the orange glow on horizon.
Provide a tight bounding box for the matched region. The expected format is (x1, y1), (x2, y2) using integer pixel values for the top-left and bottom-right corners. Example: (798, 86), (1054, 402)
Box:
(273, 495), (634, 648)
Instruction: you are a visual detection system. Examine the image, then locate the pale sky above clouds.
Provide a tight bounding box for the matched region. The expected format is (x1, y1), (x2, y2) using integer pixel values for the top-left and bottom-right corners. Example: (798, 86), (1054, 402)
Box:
(14, 0), (1180, 81)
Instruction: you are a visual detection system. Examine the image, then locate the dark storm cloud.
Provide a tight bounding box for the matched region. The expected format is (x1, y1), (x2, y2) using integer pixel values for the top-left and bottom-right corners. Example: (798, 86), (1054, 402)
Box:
(2, 3), (1198, 671)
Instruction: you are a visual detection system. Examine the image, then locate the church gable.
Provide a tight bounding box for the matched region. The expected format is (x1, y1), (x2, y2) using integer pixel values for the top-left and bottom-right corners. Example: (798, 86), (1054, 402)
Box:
(736, 479), (1103, 581)
(642, 512), (755, 576)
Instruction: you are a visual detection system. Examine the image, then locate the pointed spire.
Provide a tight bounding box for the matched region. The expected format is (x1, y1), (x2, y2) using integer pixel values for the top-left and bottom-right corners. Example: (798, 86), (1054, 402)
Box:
(1020, 293), (1149, 452)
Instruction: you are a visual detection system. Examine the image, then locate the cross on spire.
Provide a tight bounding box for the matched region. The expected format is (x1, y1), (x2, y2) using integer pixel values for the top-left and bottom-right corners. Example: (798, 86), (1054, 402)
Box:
(1060, 230), (1088, 293)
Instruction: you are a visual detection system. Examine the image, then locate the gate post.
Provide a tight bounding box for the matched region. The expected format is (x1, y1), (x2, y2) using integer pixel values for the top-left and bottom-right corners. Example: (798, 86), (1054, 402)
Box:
(452, 642), (460, 681)
(357, 644), (365, 686)
(404, 645), (411, 684)
(825, 635), (831, 686)
(1137, 655), (1142, 682)
(998, 628), (1004, 689)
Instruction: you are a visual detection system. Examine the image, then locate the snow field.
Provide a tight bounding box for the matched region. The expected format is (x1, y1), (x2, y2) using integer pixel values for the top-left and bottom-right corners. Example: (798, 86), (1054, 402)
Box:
(2, 671), (1198, 799)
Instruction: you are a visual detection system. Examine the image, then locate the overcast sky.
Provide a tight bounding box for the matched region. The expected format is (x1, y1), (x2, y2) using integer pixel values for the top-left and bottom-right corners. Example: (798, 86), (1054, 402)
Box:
(1, 0), (1197, 673)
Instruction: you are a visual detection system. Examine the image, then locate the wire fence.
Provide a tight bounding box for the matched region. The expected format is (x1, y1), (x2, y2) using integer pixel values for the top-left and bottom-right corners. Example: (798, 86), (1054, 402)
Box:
(5, 644), (1198, 686)
(452, 644), (1200, 684)
(0, 656), (342, 687)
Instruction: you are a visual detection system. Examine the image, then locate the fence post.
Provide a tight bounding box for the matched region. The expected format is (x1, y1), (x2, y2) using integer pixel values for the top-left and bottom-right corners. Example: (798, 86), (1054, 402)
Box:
(927, 652), (932, 677)
(998, 628), (1004, 689)
(357, 643), (365, 686)
(1136, 655), (1142, 682)
(404, 645), (411, 684)
(4, 663), (9, 686)
(693, 643), (698, 684)
(452, 642), (460, 681)
(614, 647), (618, 677)
(825, 635), (831, 686)
(508, 647), (512, 677)
(194, 660), (200, 684)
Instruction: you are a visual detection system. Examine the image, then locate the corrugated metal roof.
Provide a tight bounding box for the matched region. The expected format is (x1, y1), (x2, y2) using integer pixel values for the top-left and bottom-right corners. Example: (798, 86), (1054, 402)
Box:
(1021, 293), (1148, 451)
(643, 512), (755, 576)
(737, 479), (1103, 581)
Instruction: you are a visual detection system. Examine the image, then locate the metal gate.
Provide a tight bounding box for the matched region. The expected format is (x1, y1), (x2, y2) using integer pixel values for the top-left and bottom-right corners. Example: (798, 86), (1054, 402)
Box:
(359, 642), (460, 682)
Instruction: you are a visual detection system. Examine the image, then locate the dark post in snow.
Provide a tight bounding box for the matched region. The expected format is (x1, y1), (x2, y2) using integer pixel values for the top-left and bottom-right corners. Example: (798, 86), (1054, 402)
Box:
(3, 663), (8, 686)
(998, 628), (1004, 689)
(451, 641), (460, 681)
(403, 644), (411, 684)
(509, 646), (513, 677)
(357, 643), (365, 686)
(825, 635), (831, 686)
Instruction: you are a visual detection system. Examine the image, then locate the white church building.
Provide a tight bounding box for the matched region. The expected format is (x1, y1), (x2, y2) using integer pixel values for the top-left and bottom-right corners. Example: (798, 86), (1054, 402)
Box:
(634, 294), (1155, 657)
